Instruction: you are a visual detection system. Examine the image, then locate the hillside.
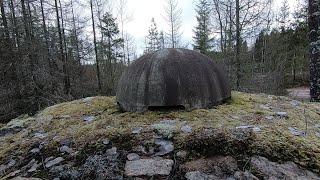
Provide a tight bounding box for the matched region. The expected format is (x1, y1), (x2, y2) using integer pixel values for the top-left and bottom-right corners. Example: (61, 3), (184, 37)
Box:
(0, 92), (320, 179)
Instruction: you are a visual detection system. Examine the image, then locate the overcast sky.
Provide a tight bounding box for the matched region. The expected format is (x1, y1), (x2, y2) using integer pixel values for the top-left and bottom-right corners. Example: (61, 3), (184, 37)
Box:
(122, 0), (298, 55)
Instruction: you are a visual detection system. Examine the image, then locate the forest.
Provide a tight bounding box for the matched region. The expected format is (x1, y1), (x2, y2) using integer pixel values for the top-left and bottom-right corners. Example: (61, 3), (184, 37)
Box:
(0, 0), (312, 122)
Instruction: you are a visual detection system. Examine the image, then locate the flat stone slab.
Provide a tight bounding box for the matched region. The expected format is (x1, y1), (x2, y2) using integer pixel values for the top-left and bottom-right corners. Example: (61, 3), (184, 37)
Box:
(125, 158), (173, 176)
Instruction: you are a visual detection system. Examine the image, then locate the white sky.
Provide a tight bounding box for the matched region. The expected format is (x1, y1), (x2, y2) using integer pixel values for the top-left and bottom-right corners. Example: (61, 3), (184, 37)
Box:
(123, 0), (298, 55)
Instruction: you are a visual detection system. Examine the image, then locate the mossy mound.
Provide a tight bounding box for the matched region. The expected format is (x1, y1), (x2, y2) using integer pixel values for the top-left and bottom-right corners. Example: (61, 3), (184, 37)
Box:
(0, 92), (320, 178)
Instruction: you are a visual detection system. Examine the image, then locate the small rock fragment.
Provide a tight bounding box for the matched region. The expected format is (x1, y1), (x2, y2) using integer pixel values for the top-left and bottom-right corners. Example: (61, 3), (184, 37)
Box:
(127, 153), (140, 161)
(102, 139), (110, 145)
(125, 158), (173, 176)
(176, 150), (188, 159)
(30, 148), (40, 154)
(33, 132), (47, 139)
(260, 104), (271, 110)
(154, 139), (174, 156)
(132, 127), (143, 134)
(8, 170), (21, 177)
(181, 125), (192, 133)
(83, 115), (95, 122)
(276, 112), (288, 118)
(106, 147), (117, 156)
(83, 97), (94, 104)
(59, 145), (72, 154)
(252, 127), (261, 132)
(288, 127), (305, 136)
(265, 116), (274, 121)
(231, 115), (240, 120)
(290, 100), (300, 107)
(45, 157), (64, 168)
(45, 157), (54, 163)
(28, 162), (40, 173)
(185, 171), (218, 180)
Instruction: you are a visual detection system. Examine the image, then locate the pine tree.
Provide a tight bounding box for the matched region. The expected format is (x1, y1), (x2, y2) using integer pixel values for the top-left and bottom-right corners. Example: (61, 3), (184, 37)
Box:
(145, 18), (160, 53)
(99, 12), (124, 92)
(192, 0), (213, 54)
(159, 31), (165, 49)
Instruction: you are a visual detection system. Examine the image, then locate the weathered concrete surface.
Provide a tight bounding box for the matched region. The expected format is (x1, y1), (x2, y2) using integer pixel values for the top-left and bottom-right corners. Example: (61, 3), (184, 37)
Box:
(116, 48), (231, 112)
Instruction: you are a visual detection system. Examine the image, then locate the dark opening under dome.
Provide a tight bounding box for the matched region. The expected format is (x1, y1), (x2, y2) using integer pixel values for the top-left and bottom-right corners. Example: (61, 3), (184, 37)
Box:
(116, 48), (231, 112)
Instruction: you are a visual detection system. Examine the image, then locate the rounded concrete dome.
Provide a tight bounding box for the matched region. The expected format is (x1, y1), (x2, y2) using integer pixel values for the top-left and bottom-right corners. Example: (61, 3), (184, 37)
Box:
(116, 48), (231, 112)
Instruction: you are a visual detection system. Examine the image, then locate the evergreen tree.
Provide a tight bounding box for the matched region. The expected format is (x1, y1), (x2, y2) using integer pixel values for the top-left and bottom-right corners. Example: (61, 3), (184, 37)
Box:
(192, 0), (213, 54)
(99, 12), (124, 92)
(145, 18), (160, 53)
(159, 31), (165, 49)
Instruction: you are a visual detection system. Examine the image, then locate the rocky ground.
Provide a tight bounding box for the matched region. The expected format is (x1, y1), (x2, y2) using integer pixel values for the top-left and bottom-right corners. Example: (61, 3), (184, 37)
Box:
(0, 92), (320, 180)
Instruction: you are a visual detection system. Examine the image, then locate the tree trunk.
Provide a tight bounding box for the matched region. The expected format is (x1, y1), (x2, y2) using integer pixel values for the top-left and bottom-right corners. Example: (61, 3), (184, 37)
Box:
(71, 0), (81, 66)
(308, 0), (320, 101)
(58, 0), (68, 66)
(213, 0), (224, 53)
(1, 1), (10, 40)
(235, 0), (241, 90)
(55, 0), (71, 95)
(9, 0), (19, 48)
(40, 0), (51, 69)
(90, 0), (102, 93)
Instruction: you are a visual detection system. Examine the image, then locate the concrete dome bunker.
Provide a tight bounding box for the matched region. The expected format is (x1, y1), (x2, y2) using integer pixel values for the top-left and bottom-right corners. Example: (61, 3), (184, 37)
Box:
(116, 48), (231, 112)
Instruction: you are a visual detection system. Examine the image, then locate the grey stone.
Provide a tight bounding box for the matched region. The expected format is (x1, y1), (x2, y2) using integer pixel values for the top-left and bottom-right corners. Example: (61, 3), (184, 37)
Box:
(125, 158), (174, 176)
(288, 127), (305, 136)
(265, 116), (274, 121)
(45, 156), (54, 163)
(251, 156), (320, 179)
(259, 104), (271, 110)
(83, 115), (95, 122)
(33, 132), (47, 139)
(83, 97), (95, 104)
(276, 112), (288, 118)
(185, 171), (218, 180)
(8, 170), (21, 177)
(0, 159), (16, 176)
(127, 153), (140, 161)
(30, 148), (40, 154)
(252, 127), (261, 132)
(106, 147), (117, 156)
(181, 125), (192, 133)
(316, 132), (320, 138)
(154, 139), (174, 156)
(116, 48), (231, 112)
(59, 145), (72, 154)
(28, 162), (40, 173)
(176, 150), (188, 159)
(233, 171), (259, 180)
(236, 125), (261, 132)
(102, 139), (110, 145)
(290, 100), (301, 107)
(45, 157), (64, 168)
(231, 115), (240, 120)
(132, 127), (143, 134)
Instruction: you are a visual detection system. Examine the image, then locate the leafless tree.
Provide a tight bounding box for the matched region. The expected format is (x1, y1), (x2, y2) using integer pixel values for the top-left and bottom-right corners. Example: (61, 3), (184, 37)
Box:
(163, 0), (183, 48)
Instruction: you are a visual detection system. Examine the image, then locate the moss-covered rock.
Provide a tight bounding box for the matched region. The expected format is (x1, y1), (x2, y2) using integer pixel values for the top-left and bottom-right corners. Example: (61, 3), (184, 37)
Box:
(0, 92), (319, 179)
